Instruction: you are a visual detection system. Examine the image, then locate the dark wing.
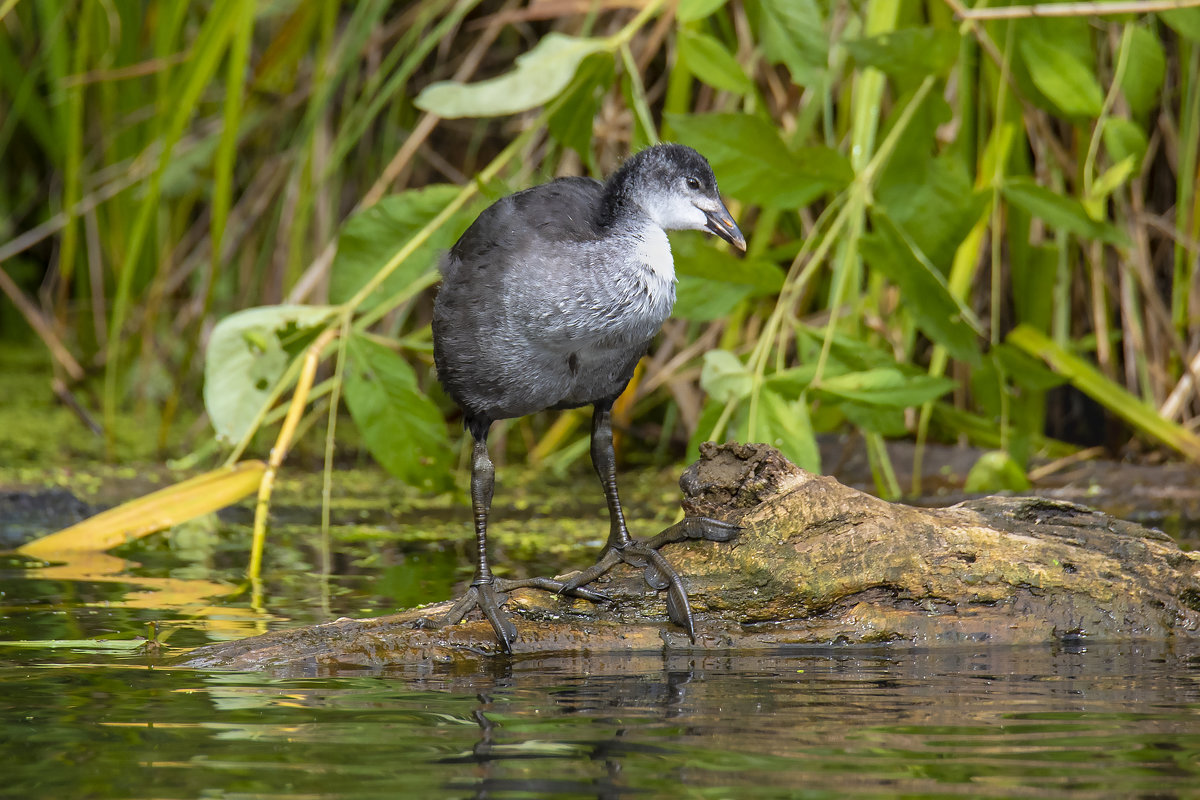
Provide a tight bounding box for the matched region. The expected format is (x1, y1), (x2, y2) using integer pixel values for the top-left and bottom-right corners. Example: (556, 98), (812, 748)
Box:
(439, 176), (605, 282)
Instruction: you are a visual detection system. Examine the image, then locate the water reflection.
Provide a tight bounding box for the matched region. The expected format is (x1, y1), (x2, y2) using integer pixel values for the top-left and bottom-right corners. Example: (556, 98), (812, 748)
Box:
(9, 646), (1196, 799)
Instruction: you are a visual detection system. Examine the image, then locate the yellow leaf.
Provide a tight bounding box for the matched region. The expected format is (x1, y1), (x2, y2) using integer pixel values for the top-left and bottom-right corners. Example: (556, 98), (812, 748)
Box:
(18, 461), (266, 557)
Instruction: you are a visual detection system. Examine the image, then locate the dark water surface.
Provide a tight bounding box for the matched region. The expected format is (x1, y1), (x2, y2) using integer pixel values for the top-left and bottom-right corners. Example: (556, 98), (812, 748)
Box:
(4, 635), (1200, 797)
(4, 485), (1200, 799)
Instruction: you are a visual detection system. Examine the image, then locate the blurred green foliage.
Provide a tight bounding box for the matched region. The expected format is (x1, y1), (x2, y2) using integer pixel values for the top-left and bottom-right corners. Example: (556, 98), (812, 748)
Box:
(2, 0), (1200, 497)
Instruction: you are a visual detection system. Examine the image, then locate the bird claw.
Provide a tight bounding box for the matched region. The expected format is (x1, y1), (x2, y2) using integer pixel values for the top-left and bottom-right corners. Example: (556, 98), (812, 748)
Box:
(430, 573), (613, 652)
(558, 516), (741, 643)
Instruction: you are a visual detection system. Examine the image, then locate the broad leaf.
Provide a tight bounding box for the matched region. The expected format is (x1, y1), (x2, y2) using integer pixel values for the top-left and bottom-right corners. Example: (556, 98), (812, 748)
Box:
(678, 0), (728, 22)
(840, 401), (908, 438)
(204, 305), (334, 443)
(1002, 178), (1129, 245)
(758, 388), (820, 471)
(700, 350), (753, 403)
(1102, 118), (1148, 171)
(1161, 7), (1200, 41)
(677, 28), (754, 94)
(843, 28), (959, 80)
(343, 335), (452, 491)
(667, 112), (851, 207)
(756, 0), (827, 86)
(547, 54), (614, 170)
(815, 369), (956, 408)
(329, 185), (471, 307)
(1018, 34), (1103, 118)
(860, 212), (983, 366)
(964, 451), (1031, 493)
(1121, 25), (1165, 117)
(415, 33), (609, 118)
(671, 230), (784, 291)
(675, 276), (757, 320)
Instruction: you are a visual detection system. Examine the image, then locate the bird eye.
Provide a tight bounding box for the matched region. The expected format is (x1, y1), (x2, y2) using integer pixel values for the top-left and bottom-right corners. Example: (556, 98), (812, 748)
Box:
(685, 176), (701, 191)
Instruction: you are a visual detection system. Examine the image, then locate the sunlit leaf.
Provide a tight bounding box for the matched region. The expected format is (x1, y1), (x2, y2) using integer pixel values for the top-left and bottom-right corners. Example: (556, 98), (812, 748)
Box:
(1088, 156), (1136, 209)
(700, 350), (753, 403)
(964, 451), (1031, 493)
(344, 335), (452, 491)
(677, 28), (754, 94)
(19, 462), (267, 557)
(1002, 178), (1129, 245)
(815, 369), (956, 408)
(204, 305), (335, 443)
(1018, 34), (1103, 118)
(678, 0), (728, 22)
(415, 33), (609, 118)
(330, 185), (470, 307)
(758, 388), (820, 471)
(1008, 324), (1200, 461)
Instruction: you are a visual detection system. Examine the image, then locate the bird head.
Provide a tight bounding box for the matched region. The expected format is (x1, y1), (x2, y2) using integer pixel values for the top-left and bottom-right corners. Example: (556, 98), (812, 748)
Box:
(621, 144), (746, 251)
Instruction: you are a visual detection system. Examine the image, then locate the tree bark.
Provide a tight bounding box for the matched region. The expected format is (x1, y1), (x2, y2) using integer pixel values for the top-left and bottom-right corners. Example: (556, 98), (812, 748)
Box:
(181, 443), (1200, 670)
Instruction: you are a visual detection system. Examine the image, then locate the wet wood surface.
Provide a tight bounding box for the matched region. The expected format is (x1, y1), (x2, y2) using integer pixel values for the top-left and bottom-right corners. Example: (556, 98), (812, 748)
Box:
(180, 443), (1200, 670)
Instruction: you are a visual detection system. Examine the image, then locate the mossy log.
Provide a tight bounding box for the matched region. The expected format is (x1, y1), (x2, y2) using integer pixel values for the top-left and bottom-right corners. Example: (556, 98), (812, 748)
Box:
(181, 443), (1200, 670)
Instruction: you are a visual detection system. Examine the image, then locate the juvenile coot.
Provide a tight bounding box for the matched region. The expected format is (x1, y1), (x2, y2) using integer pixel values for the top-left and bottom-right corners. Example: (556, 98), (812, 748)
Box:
(431, 143), (745, 651)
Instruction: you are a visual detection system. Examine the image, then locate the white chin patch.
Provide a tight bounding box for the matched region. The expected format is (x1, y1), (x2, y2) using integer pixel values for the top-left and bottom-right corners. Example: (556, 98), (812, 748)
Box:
(647, 198), (708, 232)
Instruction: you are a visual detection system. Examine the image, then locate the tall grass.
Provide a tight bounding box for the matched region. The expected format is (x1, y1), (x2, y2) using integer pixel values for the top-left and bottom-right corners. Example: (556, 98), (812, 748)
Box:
(2, 0), (1199, 495)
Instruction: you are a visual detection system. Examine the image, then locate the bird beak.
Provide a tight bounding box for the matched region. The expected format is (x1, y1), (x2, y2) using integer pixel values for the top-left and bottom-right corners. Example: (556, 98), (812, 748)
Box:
(702, 201), (746, 251)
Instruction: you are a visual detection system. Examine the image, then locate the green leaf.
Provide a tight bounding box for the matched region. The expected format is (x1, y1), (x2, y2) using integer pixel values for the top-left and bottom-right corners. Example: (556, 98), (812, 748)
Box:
(758, 389), (820, 471)
(677, 28), (754, 95)
(991, 343), (1065, 392)
(344, 335), (452, 491)
(329, 185), (471, 307)
(1089, 156), (1137, 207)
(678, 0), (728, 22)
(675, 276), (757, 320)
(671, 231), (784, 291)
(1002, 177), (1129, 245)
(547, 54), (614, 170)
(964, 451), (1031, 493)
(1102, 117), (1148, 171)
(666, 112), (851, 207)
(1161, 7), (1200, 41)
(1121, 25), (1165, 117)
(843, 28), (959, 80)
(1017, 33), (1103, 118)
(1008, 324), (1200, 462)
(815, 369), (956, 408)
(415, 33), (610, 118)
(840, 402), (909, 438)
(860, 212), (983, 366)
(756, 0), (827, 85)
(700, 350), (753, 403)
(204, 305), (335, 443)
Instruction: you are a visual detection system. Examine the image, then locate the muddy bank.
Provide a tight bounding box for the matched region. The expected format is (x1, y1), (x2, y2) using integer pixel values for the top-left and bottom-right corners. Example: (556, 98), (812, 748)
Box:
(181, 443), (1200, 670)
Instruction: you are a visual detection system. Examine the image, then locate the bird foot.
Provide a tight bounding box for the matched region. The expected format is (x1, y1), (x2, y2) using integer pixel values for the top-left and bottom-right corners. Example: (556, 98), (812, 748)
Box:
(417, 575), (611, 653)
(558, 516), (741, 643)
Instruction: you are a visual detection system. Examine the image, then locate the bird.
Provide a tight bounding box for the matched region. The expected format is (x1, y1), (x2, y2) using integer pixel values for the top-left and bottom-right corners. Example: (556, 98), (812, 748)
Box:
(429, 143), (745, 652)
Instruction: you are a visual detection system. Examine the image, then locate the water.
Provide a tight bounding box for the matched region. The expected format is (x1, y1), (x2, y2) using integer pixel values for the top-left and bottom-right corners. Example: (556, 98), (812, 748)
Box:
(3, 643), (1199, 798)
(4, 481), (1200, 799)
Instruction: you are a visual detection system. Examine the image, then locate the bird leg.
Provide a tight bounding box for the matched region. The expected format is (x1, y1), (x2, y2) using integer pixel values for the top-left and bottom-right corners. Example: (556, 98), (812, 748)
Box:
(427, 435), (608, 653)
(558, 407), (740, 642)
